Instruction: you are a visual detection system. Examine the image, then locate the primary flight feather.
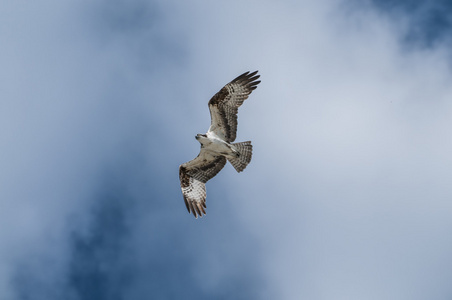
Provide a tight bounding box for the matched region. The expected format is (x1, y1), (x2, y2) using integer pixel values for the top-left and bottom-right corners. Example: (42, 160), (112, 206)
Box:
(179, 71), (261, 218)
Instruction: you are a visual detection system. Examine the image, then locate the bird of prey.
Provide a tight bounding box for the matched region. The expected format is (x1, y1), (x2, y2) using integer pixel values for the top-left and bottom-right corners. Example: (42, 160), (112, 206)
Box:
(179, 71), (261, 218)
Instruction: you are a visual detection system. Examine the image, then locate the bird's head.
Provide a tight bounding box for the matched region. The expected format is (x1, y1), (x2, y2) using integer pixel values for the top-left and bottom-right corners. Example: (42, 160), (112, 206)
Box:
(195, 133), (207, 140)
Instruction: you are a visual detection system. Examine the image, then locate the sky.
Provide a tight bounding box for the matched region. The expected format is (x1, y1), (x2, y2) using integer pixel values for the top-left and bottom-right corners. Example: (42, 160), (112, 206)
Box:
(1, 0), (452, 299)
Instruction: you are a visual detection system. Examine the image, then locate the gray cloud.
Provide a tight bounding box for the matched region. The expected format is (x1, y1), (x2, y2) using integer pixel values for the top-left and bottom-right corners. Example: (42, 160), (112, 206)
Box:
(368, 0), (452, 47)
(2, 0), (452, 299)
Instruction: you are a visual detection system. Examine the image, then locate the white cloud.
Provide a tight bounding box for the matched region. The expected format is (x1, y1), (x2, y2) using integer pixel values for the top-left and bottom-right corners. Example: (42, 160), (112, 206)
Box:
(167, 0), (452, 299)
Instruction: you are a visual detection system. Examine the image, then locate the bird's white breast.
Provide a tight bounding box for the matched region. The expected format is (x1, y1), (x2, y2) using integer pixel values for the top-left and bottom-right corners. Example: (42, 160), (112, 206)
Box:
(204, 132), (233, 155)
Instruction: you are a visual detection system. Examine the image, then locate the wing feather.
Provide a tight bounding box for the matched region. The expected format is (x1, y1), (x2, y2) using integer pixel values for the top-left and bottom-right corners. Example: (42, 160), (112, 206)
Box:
(208, 71), (260, 142)
(179, 149), (226, 218)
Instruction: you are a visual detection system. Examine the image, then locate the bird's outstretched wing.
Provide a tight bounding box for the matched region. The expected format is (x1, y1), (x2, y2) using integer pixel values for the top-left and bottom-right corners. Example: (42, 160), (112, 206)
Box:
(208, 71), (260, 142)
(179, 149), (227, 218)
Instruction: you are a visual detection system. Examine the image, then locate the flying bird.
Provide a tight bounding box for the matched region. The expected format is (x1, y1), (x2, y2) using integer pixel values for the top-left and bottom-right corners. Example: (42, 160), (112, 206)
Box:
(179, 71), (261, 218)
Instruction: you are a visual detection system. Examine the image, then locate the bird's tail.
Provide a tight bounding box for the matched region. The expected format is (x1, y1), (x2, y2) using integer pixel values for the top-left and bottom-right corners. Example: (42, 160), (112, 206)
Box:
(228, 141), (253, 172)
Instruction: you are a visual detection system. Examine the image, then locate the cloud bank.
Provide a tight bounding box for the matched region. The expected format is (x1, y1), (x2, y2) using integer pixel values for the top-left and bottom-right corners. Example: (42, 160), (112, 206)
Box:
(1, 0), (452, 299)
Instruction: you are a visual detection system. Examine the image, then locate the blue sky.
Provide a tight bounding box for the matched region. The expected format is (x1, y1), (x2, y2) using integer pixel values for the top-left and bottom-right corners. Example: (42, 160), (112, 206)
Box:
(1, 0), (452, 299)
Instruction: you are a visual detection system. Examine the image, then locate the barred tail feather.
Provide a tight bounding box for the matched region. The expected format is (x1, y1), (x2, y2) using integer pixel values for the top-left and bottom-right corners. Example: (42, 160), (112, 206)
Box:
(228, 141), (253, 172)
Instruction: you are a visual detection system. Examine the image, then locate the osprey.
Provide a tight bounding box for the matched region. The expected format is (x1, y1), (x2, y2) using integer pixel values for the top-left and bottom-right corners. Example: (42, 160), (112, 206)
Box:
(179, 71), (261, 218)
